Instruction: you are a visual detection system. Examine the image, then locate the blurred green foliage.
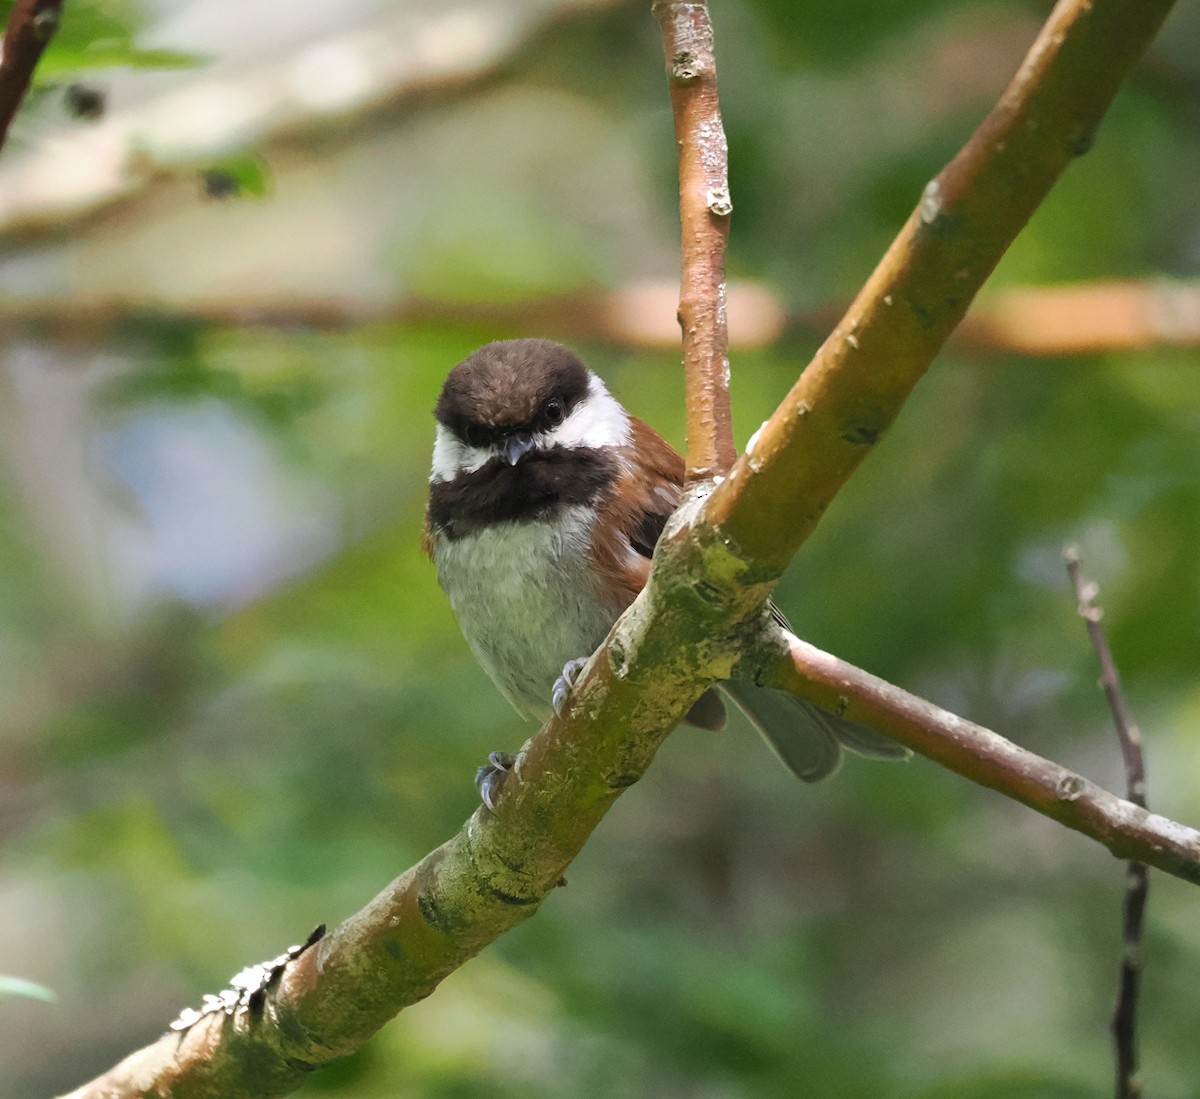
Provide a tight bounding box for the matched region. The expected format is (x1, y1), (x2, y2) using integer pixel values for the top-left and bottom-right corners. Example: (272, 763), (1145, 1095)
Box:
(1, 0), (203, 142)
(25, 0), (205, 79)
(2, 0), (1200, 1097)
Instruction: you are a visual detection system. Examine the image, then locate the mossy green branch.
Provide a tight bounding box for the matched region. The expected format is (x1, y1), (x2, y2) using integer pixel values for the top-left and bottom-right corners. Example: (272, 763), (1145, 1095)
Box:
(60, 486), (773, 1099)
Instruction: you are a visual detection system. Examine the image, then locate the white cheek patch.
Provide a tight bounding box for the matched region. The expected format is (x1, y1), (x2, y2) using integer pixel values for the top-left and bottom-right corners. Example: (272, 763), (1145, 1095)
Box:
(543, 375), (631, 451)
(430, 424), (491, 482)
(432, 375), (631, 481)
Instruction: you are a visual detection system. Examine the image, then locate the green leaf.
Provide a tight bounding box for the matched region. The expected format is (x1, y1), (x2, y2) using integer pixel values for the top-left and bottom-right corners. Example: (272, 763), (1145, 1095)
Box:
(21, 0), (208, 81)
(0, 976), (57, 1003)
(37, 44), (208, 78)
(201, 155), (273, 200)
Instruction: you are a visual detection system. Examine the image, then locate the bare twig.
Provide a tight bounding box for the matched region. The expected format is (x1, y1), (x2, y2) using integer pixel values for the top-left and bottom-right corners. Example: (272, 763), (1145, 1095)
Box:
(762, 631), (1196, 884)
(0, 0), (63, 151)
(1064, 549), (1147, 810)
(0, 283), (786, 350)
(1065, 546), (1149, 1099)
(9, 278), (1200, 357)
(652, 0), (737, 481)
(703, 0), (1178, 574)
(960, 279), (1200, 356)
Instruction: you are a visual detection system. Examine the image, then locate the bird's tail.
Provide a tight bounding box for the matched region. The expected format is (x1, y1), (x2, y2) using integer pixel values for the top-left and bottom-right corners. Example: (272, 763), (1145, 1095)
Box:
(721, 680), (911, 783)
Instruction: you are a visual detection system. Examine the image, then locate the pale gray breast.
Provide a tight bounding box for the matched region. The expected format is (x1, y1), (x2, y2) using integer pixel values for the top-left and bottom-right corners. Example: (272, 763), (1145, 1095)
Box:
(432, 506), (617, 721)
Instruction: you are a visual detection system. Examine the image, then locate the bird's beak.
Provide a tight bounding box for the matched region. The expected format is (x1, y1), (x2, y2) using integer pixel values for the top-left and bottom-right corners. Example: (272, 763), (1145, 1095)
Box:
(501, 432), (534, 466)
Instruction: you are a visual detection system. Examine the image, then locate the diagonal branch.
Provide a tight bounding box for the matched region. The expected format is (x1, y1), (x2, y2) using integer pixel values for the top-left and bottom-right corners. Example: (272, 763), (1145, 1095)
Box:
(703, 0), (1177, 574)
(60, 498), (774, 1099)
(762, 631), (1198, 885)
(0, 0), (62, 152)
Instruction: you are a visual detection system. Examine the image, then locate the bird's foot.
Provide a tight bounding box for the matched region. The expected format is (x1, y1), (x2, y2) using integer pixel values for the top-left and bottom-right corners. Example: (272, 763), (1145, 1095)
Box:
(552, 657), (589, 716)
(475, 750), (517, 813)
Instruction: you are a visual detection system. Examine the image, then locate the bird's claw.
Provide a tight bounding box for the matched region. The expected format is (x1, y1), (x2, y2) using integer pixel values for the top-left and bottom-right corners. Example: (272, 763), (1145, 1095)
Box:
(476, 656), (589, 812)
(552, 657), (588, 716)
(475, 750), (516, 813)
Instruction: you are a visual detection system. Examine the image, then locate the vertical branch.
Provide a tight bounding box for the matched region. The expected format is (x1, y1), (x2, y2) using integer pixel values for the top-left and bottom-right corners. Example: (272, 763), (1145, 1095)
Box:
(652, 1), (736, 482)
(1065, 547), (1148, 1099)
(0, 0), (64, 152)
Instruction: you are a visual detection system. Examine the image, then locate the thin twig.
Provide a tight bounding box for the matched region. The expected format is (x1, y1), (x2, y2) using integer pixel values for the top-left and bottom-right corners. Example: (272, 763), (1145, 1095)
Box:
(652, 0), (737, 481)
(9, 279), (1200, 356)
(0, 0), (63, 152)
(1065, 546), (1148, 1099)
(1064, 550), (1147, 808)
(764, 631), (1195, 885)
(960, 279), (1200, 356)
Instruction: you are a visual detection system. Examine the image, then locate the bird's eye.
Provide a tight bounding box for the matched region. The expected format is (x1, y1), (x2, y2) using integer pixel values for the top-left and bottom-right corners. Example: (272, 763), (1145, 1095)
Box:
(464, 424), (488, 448)
(544, 397), (565, 426)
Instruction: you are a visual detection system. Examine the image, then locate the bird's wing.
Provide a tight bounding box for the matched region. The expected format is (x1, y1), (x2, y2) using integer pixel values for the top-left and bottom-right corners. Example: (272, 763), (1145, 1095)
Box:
(625, 416), (685, 559)
(589, 417), (684, 607)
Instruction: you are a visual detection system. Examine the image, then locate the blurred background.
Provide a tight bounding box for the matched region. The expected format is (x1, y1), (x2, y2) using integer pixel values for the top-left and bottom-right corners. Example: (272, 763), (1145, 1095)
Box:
(2, 0), (1200, 1095)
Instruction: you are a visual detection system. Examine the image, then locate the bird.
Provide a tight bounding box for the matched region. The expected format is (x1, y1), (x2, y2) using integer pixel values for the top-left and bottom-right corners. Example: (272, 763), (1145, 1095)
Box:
(423, 338), (908, 808)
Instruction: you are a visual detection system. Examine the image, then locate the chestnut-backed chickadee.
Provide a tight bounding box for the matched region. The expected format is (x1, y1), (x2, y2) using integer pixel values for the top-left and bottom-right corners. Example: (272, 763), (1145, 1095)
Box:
(425, 339), (907, 807)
